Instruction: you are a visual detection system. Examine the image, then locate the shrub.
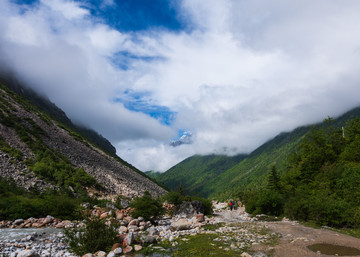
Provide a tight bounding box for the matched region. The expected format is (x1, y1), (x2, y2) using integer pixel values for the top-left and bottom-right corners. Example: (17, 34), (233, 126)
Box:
(162, 191), (184, 206)
(130, 191), (164, 222)
(65, 216), (119, 255)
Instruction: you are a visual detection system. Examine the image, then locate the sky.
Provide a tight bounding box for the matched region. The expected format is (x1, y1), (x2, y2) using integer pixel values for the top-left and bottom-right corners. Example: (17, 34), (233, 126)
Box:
(1, 0), (360, 172)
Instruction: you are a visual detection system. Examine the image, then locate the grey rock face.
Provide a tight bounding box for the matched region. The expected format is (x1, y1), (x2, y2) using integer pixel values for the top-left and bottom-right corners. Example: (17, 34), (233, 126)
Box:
(174, 201), (205, 217)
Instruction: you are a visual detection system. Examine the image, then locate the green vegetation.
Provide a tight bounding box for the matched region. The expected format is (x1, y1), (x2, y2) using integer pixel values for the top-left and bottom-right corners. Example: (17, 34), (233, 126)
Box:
(0, 176), (111, 220)
(130, 191), (165, 222)
(140, 222), (279, 257)
(0, 82), (100, 195)
(158, 106), (360, 200)
(0, 135), (23, 160)
(0, 177), (80, 220)
(162, 190), (213, 216)
(157, 154), (248, 197)
(241, 117), (360, 228)
(65, 216), (118, 255)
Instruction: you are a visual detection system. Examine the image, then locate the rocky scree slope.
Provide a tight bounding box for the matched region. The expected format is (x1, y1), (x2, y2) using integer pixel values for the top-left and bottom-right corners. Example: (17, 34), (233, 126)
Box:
(0, 82), (166, 198)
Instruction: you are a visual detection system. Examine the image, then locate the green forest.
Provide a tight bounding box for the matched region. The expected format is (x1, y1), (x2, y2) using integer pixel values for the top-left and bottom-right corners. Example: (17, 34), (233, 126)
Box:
(240, 117), (360, 228)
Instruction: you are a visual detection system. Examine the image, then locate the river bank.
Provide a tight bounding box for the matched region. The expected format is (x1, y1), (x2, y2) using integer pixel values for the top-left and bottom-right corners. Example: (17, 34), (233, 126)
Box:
(2, 202), (360, 257)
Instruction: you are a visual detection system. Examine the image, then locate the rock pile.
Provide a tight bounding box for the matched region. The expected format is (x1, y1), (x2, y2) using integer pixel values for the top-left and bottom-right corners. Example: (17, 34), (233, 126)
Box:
(0, 230), (75, 257)
(0, 216), (75, 229)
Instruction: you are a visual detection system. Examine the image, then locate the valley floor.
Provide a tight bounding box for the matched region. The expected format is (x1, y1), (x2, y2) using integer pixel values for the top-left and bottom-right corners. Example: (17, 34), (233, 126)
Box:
(210, 205), (360, 256)
(2, 204), (360, 256)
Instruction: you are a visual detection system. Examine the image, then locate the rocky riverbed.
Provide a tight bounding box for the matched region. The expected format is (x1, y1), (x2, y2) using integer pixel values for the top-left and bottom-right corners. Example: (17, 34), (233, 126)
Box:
(2, 202), (360, 257)
(0, 228), (75, 257)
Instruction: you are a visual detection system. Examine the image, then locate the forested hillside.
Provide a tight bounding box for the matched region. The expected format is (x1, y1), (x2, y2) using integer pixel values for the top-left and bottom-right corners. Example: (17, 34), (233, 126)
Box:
(158, 106), (360, 199)
(157, 154), (247, 197)
(242, 117), (360, 228)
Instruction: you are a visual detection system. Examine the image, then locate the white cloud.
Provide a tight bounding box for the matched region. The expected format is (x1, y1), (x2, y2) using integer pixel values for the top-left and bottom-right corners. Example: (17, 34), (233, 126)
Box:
(1, 0), (360, 171)
(41, 0), (89, 20)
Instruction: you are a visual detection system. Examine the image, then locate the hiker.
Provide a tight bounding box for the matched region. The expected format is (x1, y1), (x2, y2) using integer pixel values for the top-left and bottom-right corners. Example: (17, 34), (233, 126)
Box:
(229, 200), (233, 211)
(233, 201), (237, 210)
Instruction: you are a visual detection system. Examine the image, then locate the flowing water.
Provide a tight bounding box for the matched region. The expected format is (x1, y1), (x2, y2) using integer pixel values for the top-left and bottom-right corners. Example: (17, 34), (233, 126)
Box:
(308, 243), (360, 256)
(0, 228), (61, 241)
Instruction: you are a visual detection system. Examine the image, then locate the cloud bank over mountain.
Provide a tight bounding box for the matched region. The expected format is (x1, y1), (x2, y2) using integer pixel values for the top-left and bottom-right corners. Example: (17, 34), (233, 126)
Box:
(1, 0), (360, 171)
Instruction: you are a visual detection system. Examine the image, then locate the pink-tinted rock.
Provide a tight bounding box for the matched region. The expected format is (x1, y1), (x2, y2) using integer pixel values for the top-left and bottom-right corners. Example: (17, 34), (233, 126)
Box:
(82, 254), (94, 257)
(134, 245), (142, 251)
(196, 214), (205, 222)
(123, 246), (133, 254)
(128, 219), (139, 227)
(123, 216), (133, 223)
(111, 243), (122, 251)
(115, 211), (124, 220)
(100, 212), (109, 219)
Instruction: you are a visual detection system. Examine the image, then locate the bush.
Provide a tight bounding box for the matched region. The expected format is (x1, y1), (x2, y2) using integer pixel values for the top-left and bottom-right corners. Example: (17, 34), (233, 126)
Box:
(65, 216), (119, 255)
(255, 190), (284, 216)
(130, 191), (164, 222)
(162, 191), (184, 206)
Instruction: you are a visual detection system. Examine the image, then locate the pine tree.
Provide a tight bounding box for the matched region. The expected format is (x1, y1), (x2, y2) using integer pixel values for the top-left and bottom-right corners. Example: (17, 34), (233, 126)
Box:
(267, 165), (281, 191)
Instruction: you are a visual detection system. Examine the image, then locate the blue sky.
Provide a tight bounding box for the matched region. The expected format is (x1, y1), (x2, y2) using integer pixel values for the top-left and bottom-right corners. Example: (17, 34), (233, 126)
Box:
(83, 0), (185, 32)
(1, 0), (360, 171)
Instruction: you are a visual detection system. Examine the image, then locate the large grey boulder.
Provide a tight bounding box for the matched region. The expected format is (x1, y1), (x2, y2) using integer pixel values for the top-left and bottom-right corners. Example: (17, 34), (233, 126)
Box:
(174, 201), (205, 217)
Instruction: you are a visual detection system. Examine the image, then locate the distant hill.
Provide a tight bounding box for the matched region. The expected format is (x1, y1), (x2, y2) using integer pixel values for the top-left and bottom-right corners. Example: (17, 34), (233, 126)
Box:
(156, 154), (248, 197)
(157, 106), (360, 198)
(144, 170), (162, 180)
(0, 77), (166, 198)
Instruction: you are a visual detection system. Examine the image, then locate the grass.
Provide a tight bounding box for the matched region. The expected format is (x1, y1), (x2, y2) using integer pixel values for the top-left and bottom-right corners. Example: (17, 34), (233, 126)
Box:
(301, 221), (360, 239)
(334, 227), (360, 238)
(138, 222), (280, 257)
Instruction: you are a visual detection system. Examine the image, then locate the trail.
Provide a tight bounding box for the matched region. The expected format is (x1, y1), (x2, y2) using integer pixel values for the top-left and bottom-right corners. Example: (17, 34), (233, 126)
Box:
(211, 203), (360, 257)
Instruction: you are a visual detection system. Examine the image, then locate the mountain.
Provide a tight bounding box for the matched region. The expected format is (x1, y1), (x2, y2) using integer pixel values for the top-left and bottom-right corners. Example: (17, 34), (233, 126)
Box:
(158, 106), (360, 198)
(0, 77), (166, 198)
(156, 154), (248, 197)
(144, 170), (162, 180)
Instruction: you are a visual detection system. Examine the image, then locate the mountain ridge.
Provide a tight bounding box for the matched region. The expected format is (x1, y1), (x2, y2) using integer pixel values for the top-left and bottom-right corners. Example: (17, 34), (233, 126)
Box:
(0, 78), (166, 198)
(157, 106), (360, 198)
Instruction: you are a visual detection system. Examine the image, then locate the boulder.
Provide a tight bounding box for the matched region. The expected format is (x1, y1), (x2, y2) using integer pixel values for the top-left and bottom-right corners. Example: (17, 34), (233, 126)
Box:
(82, 254), (94, 257)
(173, 201), (205, 217)
(94, 251), (106, 257)
(120, 199), (130, 209)
(100, 212), (109, 219)
(134, 245), (142, 251)
(196, 213), (205, 222)
(128, 219), (139, 227)
(123, 216), (133, 223)
(169, 219), (193, 231)
(14, 219), (24, 225)
(17, 249), (39, 257)
(115, 211), (124, 220)
(141, 235), (157, 244)
(123, 246), (133, 254)
(43, 215), (54, 225)
(123, 232), (133, 246)
(118, 225), (128, 234)
(113, 247), (122, 255)
(31, 222), (42, 228)
(111, 243), (122, 251)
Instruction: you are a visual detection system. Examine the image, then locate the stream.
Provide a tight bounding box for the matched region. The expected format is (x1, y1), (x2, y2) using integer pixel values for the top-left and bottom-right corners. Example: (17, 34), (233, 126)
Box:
(0, 227), (61, 240)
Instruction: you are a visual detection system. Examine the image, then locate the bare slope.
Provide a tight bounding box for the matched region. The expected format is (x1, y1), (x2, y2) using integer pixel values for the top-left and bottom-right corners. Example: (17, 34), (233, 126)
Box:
(0, 82), (166, 198)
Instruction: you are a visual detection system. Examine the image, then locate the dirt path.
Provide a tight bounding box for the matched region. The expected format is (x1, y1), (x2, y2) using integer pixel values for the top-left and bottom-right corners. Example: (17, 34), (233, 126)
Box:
(212, 205), (360, 257)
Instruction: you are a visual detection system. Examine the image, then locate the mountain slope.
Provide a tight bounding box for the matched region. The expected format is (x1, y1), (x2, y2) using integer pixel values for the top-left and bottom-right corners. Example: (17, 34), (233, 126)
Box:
(158, 106), (360, 198)
(0, 80), (166, 198)
(157, 154), (247, 197)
